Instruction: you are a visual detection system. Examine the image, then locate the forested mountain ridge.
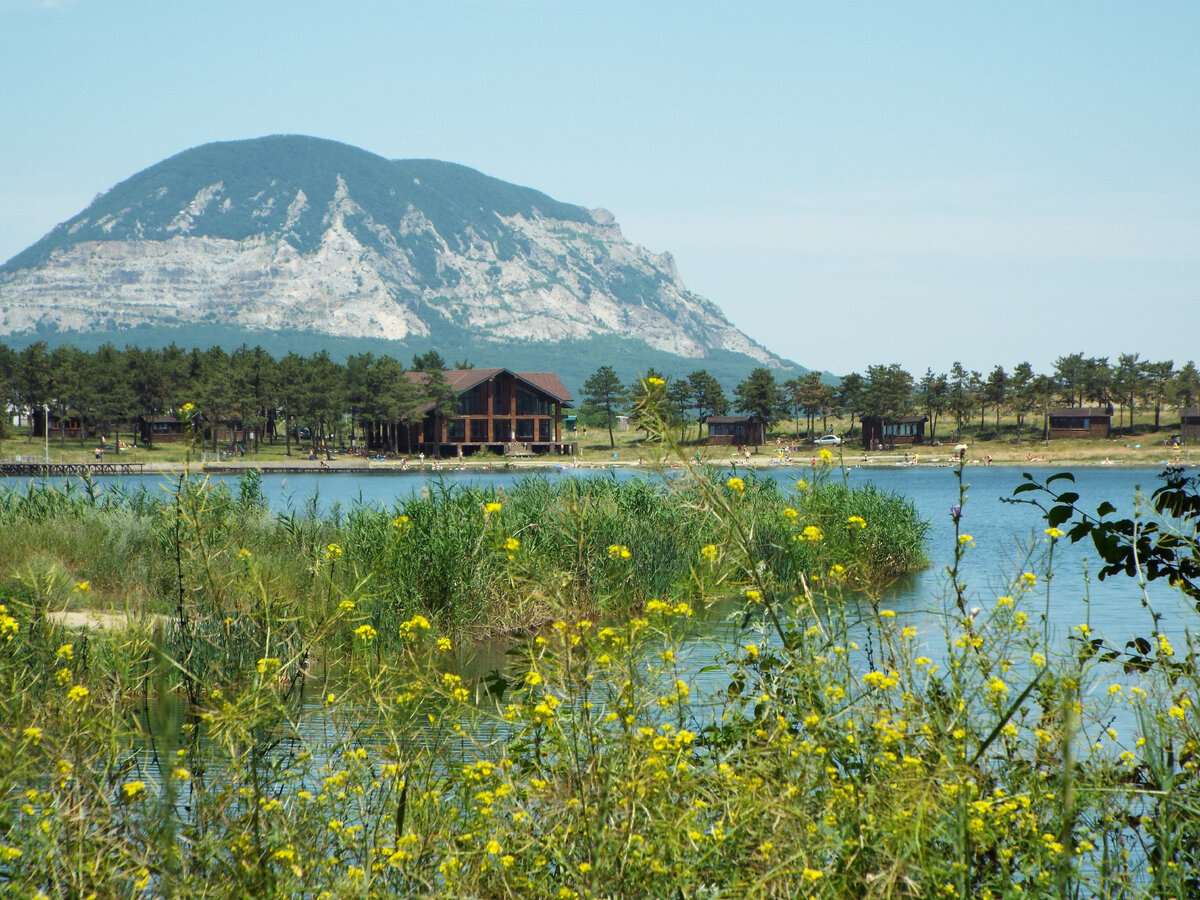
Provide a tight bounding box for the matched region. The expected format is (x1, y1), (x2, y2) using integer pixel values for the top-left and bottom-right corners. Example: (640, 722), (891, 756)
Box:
(0, 135), (793, 376)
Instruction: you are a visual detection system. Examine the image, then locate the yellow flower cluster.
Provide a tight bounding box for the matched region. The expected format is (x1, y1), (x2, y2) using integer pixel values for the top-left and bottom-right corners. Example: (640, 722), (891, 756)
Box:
(399, 615), (431, 639)
(324, 543), (343, 561)
(799, 525), (824, 543)
(607, 544), (631, 560)
(354, 624), (377, 642)
(0, 604), (18, 641)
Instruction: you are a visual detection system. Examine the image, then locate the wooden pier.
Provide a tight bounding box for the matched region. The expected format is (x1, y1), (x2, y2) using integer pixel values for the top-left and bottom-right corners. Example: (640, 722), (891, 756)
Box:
(0, 461), (145, 477)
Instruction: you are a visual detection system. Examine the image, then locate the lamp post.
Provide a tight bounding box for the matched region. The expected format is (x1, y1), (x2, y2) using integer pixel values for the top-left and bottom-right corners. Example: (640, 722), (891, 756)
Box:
(43, 404), (49, 462)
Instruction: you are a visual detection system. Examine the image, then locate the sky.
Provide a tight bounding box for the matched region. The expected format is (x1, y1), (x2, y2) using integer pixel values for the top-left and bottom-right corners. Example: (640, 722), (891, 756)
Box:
(1, 1), (1197, 377)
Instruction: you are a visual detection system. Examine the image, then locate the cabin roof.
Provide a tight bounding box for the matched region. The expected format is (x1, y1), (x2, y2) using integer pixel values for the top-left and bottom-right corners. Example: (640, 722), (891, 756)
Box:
(706, 415), (759, 425)
(862, 415), (927, 424)
(1049, 407), (1112, 419)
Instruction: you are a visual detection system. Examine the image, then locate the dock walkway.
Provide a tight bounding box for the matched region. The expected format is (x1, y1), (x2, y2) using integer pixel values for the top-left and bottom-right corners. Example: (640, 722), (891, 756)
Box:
(0, 461), (145, 477)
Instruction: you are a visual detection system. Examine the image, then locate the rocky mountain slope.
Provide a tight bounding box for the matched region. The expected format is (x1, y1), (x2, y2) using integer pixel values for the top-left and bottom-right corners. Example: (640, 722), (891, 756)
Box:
(0, 135), (788, 370)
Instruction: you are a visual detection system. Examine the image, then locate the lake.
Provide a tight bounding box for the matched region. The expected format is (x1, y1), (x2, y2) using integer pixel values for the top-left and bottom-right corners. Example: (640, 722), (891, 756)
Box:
(25, 460), (1195, 664)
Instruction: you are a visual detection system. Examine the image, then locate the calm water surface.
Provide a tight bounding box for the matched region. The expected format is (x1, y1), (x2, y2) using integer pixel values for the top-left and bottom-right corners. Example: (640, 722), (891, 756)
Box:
(28, 461), (1196, 670)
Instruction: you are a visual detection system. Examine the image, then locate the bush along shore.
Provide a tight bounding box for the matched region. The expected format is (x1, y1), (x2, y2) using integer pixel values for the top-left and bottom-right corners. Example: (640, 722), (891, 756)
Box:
(1, 386), (1198, 898)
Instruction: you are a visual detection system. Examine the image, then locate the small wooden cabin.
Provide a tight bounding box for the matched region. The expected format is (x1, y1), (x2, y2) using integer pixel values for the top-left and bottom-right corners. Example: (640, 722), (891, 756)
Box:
(47, 410), (85, 440)
(706, 416), (764, 446)
(1181, 407), (1200, 443)
(861, 415), (927, 450)
(1047, 406), (1112, 440)
(135, 414), (187, 444)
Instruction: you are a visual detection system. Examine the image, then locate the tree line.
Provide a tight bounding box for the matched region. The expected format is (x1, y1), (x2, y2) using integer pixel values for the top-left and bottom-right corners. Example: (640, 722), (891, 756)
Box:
(0, 342), (465, 454)
(582, 353), (1200, 446)
(2, 342), (1196, 453)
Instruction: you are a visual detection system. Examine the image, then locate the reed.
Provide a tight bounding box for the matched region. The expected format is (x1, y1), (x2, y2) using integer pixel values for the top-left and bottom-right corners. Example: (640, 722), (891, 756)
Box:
(3, 422), (1195, 897)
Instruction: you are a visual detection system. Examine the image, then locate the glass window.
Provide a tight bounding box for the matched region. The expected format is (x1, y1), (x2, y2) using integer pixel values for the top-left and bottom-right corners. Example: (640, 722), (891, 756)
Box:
(470, 419), (489, 442)
(459, 386), (483, 416)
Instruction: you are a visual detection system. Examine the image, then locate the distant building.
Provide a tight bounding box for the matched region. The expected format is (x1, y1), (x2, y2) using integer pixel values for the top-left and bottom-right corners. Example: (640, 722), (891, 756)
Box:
(365, 368), (574, 456)
(1047, 406), (1112, 440)
(861, 415), (927, 450)
(1181, 407), (1200, 444)
(706, 416), (764, 446)
(46, 410), (85, 441)
(135, 414), (187, 445)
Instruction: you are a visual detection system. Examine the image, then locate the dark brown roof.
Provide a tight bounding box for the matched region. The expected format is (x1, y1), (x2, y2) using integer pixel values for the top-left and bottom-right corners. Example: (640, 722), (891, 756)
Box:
(405, 368), (574, 414)
(706, 416), (759, 424)
(1050, 407), (1112, 418)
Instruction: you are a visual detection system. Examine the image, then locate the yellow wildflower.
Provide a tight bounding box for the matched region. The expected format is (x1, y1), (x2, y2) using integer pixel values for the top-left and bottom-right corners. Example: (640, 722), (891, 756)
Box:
(726, 476), (745, 493)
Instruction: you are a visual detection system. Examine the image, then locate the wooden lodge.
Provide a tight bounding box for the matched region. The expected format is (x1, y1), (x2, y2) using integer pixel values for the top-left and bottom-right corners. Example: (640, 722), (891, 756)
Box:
(705, 416), (764, 446)
(364, 368), (575, 457)
(861, 415), (928, 450)
(1181, 407), (1200, 444)
(1047, 406), (1112, 440)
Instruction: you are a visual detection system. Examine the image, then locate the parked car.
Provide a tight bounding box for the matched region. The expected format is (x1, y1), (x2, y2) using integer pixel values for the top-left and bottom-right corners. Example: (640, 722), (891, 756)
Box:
(812, 434), (843, 446)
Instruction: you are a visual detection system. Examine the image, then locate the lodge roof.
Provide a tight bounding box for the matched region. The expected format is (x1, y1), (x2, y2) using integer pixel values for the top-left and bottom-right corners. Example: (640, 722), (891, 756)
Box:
(405, 368), (574, 414)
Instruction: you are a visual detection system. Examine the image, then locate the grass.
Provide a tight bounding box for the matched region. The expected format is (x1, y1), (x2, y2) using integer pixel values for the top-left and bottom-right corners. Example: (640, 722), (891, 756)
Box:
(0, 396), (1197, 897)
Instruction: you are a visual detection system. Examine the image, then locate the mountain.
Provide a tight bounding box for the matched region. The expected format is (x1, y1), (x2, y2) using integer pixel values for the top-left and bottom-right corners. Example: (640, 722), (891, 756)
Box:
(0, 135), (800, 382)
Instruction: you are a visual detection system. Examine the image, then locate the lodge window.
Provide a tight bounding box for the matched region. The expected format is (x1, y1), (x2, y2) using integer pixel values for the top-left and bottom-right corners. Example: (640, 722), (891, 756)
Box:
(493, 380), (509, 415)
(516, 388), (551, 416)
(539, 419), (551, 442)
(459, 387), (484, 416)
(470, 419), (489, 442)
(447, 418), (465, 441)
(516, 418), (535, 441)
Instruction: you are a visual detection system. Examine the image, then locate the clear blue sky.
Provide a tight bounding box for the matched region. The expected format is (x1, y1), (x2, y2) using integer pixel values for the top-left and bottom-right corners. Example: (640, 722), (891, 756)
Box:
(2, 0), (1197, 377)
